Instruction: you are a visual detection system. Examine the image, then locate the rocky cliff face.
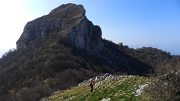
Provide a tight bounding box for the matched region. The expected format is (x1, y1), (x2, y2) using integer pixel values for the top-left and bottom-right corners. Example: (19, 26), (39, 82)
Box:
(16, 3), (103, 51)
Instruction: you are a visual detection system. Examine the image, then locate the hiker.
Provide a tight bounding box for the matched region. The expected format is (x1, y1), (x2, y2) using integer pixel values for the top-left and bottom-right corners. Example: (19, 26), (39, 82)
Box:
(90, 79), (95, 92)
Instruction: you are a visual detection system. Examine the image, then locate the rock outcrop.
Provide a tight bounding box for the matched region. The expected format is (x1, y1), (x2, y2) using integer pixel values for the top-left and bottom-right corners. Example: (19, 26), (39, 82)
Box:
(16, 3), (103, 51)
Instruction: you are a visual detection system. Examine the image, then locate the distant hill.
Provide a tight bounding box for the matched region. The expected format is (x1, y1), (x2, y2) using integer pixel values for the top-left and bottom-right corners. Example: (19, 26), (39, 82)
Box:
(0, 3), (180, 101)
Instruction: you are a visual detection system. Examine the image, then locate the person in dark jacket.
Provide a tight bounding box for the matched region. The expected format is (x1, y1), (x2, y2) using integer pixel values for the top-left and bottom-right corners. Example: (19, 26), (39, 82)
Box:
(90, 79), (95, 92)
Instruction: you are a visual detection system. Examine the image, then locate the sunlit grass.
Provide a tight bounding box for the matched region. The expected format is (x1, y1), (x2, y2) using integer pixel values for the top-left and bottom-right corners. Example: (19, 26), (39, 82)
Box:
(44, 76), (151, 101)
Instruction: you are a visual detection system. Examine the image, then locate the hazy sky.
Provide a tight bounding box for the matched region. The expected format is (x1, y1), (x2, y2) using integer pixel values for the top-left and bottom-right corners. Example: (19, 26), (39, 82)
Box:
(0, 0), (180, 57)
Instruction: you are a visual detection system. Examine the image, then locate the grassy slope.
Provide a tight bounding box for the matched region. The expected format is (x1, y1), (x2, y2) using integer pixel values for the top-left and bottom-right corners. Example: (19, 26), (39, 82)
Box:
(41, 76), (151, 101)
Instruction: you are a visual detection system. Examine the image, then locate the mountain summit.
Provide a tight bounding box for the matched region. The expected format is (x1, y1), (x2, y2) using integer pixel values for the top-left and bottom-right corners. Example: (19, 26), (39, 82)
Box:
(15, 3), (152, 76)
(16, 3), (103, 51)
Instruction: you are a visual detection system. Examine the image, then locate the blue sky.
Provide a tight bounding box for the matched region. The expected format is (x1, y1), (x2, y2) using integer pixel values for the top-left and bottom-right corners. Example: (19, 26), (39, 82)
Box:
(0, 0), (180, 57)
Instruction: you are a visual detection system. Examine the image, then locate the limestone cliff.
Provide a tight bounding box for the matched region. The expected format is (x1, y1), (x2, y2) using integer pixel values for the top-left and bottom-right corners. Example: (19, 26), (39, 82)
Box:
(16, 3), (103, 51)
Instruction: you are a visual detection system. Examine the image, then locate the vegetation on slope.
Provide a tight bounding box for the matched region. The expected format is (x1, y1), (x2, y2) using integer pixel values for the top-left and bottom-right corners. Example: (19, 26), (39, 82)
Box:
(41, 75), (150, 101)
(0, 35), (100, 101)
(0, 34), (180, 101)
(43, 67), (180, 101)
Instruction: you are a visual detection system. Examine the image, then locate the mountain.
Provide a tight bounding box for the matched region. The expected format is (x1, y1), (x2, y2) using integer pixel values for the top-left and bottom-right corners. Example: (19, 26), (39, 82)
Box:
(16, 3), (103, 51)
(0, 3), (180, 101)
(16, 3), (151, 75)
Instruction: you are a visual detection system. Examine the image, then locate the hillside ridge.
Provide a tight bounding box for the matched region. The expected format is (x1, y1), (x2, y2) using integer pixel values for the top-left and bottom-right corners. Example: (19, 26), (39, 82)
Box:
(40, 74), (150, 101)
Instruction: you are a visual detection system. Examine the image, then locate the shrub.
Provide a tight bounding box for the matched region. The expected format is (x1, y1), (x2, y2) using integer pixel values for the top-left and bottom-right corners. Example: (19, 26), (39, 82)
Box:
(145, 64), (180, 101)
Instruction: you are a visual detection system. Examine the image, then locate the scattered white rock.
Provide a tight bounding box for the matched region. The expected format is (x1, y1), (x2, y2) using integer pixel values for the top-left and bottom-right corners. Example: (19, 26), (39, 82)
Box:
(65, 97), (73, 101)
(53, 90), (60, 95)
(95, 81), (105, 88)
(101, 98), (111, 101)
(49, 95), (57, 99)
(95, 76), (104, 81)
(135, 83), (149, 96)
(104, 73), (111, 77)
(128, 75), (135, 78)
(79, 73), (113, 86)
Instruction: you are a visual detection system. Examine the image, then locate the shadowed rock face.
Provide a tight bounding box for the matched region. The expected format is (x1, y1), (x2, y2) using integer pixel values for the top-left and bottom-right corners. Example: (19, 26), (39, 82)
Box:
(16, 3), (103, 51)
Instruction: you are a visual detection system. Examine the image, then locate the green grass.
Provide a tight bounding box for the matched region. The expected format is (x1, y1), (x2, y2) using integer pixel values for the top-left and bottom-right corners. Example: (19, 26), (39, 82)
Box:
(41, 76), (151, 101)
